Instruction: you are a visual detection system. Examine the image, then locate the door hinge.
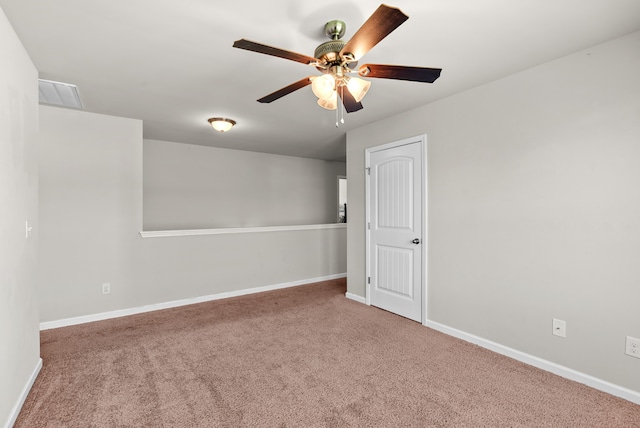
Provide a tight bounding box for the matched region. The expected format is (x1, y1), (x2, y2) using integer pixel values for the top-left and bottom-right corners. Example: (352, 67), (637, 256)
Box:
(367, 222), (370, 230)
(368, 276), (370, 284)
(366, 167), (370, 175)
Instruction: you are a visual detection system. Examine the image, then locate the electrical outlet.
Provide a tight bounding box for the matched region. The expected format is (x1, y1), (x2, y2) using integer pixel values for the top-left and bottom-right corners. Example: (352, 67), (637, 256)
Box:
(102, 283), (110, 294)
(626, 336), (640, 359)
(552, 318), (566, 338)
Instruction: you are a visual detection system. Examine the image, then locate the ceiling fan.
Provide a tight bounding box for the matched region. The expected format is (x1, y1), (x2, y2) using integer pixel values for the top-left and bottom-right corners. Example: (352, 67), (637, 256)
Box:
(232, 4), (442, 122)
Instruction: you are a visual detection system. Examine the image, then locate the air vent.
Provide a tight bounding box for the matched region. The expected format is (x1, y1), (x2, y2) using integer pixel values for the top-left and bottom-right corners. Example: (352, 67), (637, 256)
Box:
(38, 79), (83, 109)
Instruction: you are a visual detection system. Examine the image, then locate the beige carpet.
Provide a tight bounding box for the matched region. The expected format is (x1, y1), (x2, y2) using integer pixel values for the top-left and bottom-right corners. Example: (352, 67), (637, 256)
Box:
(16, 278), (640, 427)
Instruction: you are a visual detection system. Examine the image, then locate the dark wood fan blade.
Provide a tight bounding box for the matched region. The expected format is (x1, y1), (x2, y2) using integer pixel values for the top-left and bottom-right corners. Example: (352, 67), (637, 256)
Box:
(257, 77), (313, 103)
(233, 39), (317, 65)
(339, 4), (408, 61)
(338, 86), (363, 113)
(359, 64), (442, 83)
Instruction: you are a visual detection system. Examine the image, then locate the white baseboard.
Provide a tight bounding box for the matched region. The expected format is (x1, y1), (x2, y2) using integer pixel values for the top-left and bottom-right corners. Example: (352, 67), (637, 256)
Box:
(426, 320), (640, 406)
(345, 292), (366, 304)
(40, 273), (347, 331)
(5, 357), (42, 428)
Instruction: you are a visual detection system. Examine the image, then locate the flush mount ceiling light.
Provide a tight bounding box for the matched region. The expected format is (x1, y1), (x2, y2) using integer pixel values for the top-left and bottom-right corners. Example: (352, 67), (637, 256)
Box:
(38, 79), (83, 109)
(208, 117), (236, 133)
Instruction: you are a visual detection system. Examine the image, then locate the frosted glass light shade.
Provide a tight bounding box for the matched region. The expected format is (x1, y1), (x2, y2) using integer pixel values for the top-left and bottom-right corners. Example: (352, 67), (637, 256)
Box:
(208, 117), (236, 132)
(311, 74), (336, 100)
(317, 91), (337, 110)
(346, 77), (371, 102)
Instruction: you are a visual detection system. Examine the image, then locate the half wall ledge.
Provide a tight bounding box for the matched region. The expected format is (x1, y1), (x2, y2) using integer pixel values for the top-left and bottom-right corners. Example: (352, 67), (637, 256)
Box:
(140, 223), (347, 238)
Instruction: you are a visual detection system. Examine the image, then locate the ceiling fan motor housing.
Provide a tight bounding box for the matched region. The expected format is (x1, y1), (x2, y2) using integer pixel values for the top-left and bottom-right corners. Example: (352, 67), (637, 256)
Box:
(313, 20), (358, 73)
(315, 20), (351, 72)
(314, 40), (346, 64)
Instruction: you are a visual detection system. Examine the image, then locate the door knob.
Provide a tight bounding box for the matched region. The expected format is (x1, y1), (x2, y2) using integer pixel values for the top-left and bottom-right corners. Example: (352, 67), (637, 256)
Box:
(412, 238), (420, 244)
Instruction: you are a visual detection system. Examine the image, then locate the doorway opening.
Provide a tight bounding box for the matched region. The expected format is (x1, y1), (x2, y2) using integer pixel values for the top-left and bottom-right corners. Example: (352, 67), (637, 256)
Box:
(338, 176), (347, 223)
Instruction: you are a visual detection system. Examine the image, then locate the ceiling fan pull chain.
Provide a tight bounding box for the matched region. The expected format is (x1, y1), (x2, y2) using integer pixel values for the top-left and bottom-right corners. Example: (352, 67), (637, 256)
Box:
(335, 86), (340, 128)
(340, 85), (345, 125)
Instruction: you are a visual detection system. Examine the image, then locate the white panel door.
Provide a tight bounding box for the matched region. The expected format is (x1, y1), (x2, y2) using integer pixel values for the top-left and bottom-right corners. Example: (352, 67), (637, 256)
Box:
(368, 140), (423, 322)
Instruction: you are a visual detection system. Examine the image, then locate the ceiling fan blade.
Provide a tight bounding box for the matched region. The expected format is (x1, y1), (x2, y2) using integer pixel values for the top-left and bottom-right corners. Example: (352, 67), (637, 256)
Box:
(359, 64), (442, 83)
(338, 86), (363, 113)
(339, 4), (408, 61)
(257, 77), (313, 103)
(233, 39), (317, 65)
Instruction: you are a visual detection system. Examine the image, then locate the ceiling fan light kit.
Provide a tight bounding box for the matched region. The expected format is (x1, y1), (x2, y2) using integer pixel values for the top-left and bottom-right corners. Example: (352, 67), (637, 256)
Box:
(232, 4), (442, 126)
(317, 93), (338, 111)
(208, 117), (236, 133)
(346, 76), (371, 103)
(311, 74), (336, 100)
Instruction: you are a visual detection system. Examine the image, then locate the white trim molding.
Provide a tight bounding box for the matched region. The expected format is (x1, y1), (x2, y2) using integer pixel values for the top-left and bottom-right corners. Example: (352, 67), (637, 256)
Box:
(140, 223), (347, 238)
(5, 358), (42, 428)
(345, 292), (366, 304)
(426, 320), (640, 406)
(40, 274), (347, 331)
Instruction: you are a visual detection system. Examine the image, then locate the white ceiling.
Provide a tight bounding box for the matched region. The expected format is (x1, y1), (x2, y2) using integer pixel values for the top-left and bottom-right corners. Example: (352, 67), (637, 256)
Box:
(2, 0), (640, 161)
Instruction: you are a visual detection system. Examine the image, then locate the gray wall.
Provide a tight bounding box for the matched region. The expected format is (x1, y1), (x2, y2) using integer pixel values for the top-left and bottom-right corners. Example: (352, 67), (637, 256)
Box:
(0, 8), (40, 427)
(143, 139), (346, 230)
(38, 107), (144, 321)
(38, 107), (346, 323)
(346, 32), (640, 393)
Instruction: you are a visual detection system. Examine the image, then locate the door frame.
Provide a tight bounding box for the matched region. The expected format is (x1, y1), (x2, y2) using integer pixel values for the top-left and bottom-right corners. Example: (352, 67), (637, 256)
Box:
(365, 134), (428, 325)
